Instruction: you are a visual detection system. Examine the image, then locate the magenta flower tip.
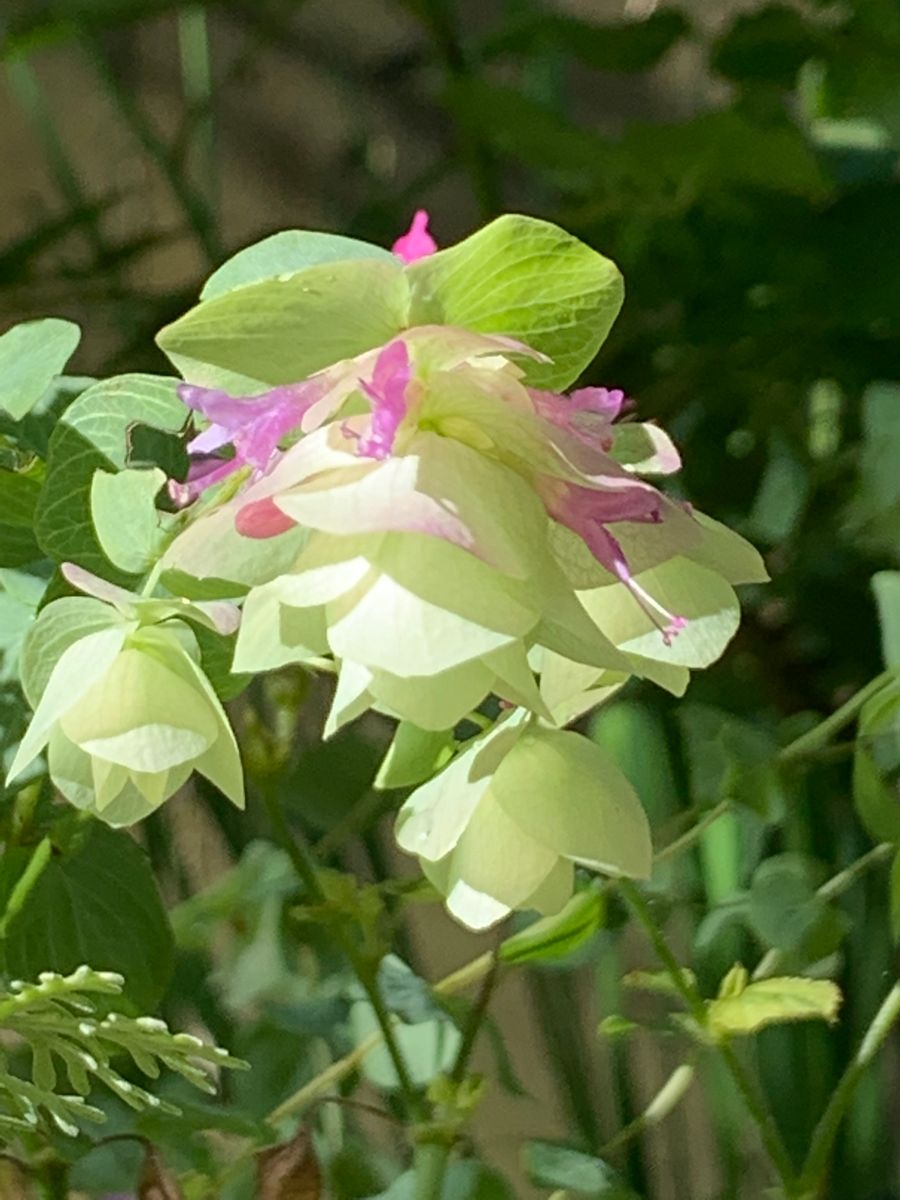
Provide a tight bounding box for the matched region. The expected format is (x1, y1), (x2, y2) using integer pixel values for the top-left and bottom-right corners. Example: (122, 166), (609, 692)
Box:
(392, 210), (437, 263)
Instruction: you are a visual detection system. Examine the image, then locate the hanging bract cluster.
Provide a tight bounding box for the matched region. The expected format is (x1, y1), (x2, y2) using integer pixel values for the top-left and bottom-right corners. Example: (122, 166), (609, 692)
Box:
(4, 212), (766, 929)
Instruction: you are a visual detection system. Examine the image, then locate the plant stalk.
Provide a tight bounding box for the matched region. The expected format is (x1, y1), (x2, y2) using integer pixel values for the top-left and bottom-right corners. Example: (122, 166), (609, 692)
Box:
(799, 981), (900, 1196)
(618, 879), (799, 1196)
(259, 784), (425, 1118)
(779, 671), (894, 764)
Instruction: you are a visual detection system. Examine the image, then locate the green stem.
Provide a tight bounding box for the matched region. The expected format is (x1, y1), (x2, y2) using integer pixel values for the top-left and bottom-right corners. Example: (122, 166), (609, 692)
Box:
(259, 784), (425, 1118)
(83, 35), (223, 266)
(653, 800), (731, 866)
(449, 955), (499, 1084)
(618, 879), (799, 1196)
(779, 671), (894, 764)
(413, 1142), (450, 1200)
(177, 6), (218, 216)
(799, 982), (900, 1197)
(0, 838), (51, 945)
(600, 1063), (696, 1158)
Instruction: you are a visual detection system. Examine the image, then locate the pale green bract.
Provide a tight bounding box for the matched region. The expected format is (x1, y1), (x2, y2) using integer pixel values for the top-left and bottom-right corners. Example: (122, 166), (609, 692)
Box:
(8, 587), (244, 826)
(395, 711), (652, 929)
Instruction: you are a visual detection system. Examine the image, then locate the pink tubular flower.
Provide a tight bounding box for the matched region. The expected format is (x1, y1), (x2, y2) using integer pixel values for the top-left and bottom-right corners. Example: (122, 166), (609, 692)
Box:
(392, 210), (437, 263)
(537, 478), (687, 646)
(171, 381), (318, 504)
(530, 385), (627, 454)
(355, 340), (413, 459)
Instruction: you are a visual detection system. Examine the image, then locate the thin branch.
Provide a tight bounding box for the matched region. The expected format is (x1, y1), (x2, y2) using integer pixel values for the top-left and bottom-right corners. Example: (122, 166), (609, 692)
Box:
(799, 982), (900, 1196)
(778, 671), (894, 765)
(449, 955), (500, 1084)
(259, 783), (425, 1119)
(617, 879), (799, 1196)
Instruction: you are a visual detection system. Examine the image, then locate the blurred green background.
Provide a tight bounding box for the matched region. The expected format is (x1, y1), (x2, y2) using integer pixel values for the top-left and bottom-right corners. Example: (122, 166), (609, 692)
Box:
(1, 1), (899, 1197)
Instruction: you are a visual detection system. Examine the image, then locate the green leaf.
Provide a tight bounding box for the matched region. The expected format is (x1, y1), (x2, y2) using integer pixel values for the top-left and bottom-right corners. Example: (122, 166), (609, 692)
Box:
(712, 4), (819, 86)
(0, 468), (42, 567)
(375, 722), (456, 790)
(376, 955), (445, 1024)
(890, 849), (900, 943)
(748, 432), (810, 544)
(34, 374), (187, 577)
(524, 1142), (637, 1198)
(747, 854), (829, 953)
(0, 318), (80, 420)
(679, 703), (783, 818)
(157, 258), (409, 391)
(500, 886), (605, 965)
(748, 849), (844, 960)
(873, 572), (900, 669)
(854, 744), (900, 844)
(1, 822), (174, 1011)
(706, 976), (841, 1038)
(350, 1002), (461, 1090)
(623, 968), (698, 998)
(90, 466), (167, 574)
(0, 966), (245, 1138)
(201, 229), (395, 299)
(406, 213), (624, 390)
(484, 9), (690, 72)
(0, 569), (45, 682)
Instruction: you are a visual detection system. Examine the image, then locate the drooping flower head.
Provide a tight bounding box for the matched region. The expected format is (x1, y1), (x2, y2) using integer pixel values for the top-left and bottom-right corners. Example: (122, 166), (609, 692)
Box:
(7, 566), (244, 826)
(394, 709), (652, 929)
(159, 210), (766, 748)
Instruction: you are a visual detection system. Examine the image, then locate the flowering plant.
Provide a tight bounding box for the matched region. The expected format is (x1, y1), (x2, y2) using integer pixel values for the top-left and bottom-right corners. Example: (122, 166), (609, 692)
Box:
(2, 207), (888, 1200)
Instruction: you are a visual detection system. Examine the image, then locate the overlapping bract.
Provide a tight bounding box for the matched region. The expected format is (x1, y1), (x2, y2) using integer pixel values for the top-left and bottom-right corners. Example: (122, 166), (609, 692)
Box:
(8, 575), (244, 826)
(170, 321), (764, 740)
(9, 211), (766, 930)
(395, 711), (652, 929)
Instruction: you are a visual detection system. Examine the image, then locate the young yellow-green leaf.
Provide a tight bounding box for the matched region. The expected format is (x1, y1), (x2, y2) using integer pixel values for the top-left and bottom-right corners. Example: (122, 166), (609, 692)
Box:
(406, 214), (624, 391)
(157, 258), (410, 392)
(91, 467), (167, 574)
(623, 968), (698, 998)
(706, 976), (841, 1038)
(202, 230), (395, 300)
(500, 885), (605, 965)
(716, 963), (749, 999)
(0, 318), (81, 420)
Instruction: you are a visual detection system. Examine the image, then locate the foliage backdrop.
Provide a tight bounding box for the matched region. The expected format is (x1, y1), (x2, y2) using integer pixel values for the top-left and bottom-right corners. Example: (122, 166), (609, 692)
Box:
(0, 1), (899, 1198)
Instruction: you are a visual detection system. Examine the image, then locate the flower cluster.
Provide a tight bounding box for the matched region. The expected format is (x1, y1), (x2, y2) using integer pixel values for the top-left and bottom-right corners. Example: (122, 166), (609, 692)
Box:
(9, 211), (765, 927)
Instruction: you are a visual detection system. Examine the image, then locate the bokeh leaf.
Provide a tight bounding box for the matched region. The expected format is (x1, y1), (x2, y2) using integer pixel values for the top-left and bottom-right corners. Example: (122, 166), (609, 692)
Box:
(0, 318), (80, 420)
(0, 821), (174, 1011)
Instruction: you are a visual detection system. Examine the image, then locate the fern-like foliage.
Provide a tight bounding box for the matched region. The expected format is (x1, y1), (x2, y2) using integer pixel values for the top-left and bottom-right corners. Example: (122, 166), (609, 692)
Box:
(0, 965), (246, 1140)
